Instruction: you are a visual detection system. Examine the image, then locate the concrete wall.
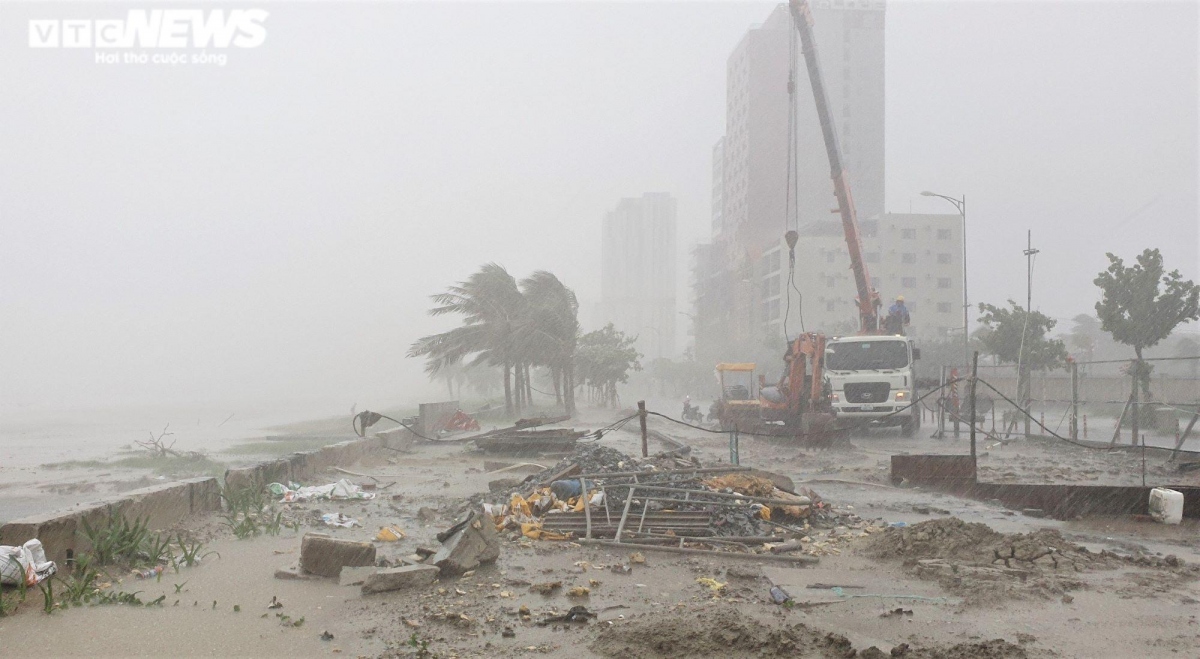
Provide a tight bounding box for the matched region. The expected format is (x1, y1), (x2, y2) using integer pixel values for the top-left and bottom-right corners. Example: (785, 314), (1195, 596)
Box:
(0, 477), (221, 566)
(1, 434), (393, 567)
(890, 453), (1200, 520)
(223, 435), (386, 492)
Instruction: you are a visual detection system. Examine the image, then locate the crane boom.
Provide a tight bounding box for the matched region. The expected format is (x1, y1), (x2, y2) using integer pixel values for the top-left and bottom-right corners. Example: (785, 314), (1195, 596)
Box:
(787, 0), (881, 334)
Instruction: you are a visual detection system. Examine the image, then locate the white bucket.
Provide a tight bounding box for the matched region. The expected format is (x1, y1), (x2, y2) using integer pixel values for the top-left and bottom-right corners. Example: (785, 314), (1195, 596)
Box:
(1149, 487), (1184, 525)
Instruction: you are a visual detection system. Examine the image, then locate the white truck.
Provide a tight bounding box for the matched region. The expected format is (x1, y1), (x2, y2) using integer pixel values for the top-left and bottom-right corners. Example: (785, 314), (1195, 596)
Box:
(824, 335), (921, 436)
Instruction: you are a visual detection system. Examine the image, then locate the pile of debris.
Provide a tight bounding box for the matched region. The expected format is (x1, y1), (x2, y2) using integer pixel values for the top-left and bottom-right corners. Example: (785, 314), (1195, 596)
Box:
(473, 443), (861, 561)
(859, 517), (1132, 604)
(589, 607), (1030, 659)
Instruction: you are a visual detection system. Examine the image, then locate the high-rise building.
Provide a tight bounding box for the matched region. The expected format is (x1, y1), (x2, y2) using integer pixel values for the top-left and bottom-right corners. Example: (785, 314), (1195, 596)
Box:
(694, 1), (887, 361)
(711, 137), (726, 239)
(599, 193), (677, 361)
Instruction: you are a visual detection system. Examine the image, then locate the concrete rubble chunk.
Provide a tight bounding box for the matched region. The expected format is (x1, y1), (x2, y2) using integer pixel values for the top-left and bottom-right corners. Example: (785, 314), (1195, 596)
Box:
(299, 533), (376, 578)
(361, 564), (441, 594)
(339, 566), (379, 586)
(431, 512), (500, 576)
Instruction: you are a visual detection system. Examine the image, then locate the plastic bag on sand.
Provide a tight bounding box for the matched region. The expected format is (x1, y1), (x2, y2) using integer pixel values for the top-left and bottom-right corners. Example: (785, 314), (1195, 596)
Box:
(1, 539), (57, 587)
(273, 478), (377, 503)
(321, 513), (361, 528)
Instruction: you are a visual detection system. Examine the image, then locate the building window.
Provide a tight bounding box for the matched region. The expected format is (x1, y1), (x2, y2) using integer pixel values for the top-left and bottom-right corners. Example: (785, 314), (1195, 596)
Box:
(826, 276), (836, 288)
(864, 252), (880, 263)
(770, 299), (780, 320)
(938, 278), (952, 289)
(826, 300), (836, 312)
(901, 229), (916, 239)
(937, 253), (952, 264)
(902, 277), (917, 288)
(937, 229), (952, 240)
(937, 302), (953, 313)
(901, 253), (916, 264)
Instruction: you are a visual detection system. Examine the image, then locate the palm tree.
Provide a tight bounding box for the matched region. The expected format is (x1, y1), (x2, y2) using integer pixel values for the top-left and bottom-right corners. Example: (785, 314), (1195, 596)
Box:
(409, 263), (526, 415)
(519, 271), (580, 414)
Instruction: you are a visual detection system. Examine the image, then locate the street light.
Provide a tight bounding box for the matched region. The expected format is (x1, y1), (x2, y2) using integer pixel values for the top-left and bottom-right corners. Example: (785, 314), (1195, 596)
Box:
(921, 191), (969, 370)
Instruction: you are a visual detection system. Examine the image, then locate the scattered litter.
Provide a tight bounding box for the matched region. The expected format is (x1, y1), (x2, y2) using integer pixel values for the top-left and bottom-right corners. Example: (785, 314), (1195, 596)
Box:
(320, 631), (335, 641)
(538, 605), (596, 625)
(567, 586), (590, 598)
(880, 608), (914, 618)
(530, 581), (562, 595)
(629, 552), (645, 565)
(502, 626), (516, 638)
(267, 596), (283, 609)
(376, 525), (406, 542)
(769, 585), (792, 604)
(695, 577), (726, 594)
(134, 566), (165, 579)
(321, 513), (361, 528)
(0, 538), (57, 587)
(271, 479), (377, 503)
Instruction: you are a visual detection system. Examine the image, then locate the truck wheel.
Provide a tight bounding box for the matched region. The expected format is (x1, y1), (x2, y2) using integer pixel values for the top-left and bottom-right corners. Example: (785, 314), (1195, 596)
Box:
(900, 418), (917, 437)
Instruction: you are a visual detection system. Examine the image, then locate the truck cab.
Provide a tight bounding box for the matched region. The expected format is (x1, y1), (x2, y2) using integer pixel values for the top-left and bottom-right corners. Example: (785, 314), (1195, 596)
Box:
(824, 335), (920, 436)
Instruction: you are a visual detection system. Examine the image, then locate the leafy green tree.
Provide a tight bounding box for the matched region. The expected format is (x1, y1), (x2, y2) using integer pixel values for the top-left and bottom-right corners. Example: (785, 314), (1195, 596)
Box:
(977, 300), (1068, 434)
(1094, 248), (1199, 441)
(1067, 314), (1101, 363)
(574, 324), (642, 408)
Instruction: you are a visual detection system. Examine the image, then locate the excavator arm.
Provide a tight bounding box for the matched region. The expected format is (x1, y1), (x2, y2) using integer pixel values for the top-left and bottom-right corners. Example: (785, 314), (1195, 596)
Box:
(788, 0), (882, 334)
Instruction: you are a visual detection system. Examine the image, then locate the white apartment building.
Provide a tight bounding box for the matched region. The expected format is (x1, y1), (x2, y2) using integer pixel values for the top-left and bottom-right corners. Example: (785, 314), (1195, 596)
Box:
(758, 213), (965, 343)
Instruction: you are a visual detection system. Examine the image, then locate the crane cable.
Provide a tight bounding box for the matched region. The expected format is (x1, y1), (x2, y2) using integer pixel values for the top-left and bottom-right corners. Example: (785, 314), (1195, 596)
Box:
(782, 23), (805, 340)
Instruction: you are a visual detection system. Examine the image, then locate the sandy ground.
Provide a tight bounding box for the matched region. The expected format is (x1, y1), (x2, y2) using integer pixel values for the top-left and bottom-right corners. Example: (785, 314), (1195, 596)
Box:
(3, 406), (1200, 658)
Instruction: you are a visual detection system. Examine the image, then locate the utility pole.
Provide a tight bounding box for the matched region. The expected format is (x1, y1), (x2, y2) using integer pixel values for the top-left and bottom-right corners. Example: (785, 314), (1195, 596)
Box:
(920, 191), (969, 370)
(1022, 230), (1039, 437)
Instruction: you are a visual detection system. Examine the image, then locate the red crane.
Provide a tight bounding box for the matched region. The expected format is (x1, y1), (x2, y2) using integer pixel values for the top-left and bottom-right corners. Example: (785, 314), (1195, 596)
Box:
(787, 0), (882, 335)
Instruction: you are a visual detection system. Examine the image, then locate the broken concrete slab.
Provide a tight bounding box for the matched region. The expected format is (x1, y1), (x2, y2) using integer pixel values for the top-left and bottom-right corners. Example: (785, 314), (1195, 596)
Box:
(299, 533), (377, 578)
(361, 564), (441, 594)
(339, 566), (379, 586)
(431, 512), (500, 576)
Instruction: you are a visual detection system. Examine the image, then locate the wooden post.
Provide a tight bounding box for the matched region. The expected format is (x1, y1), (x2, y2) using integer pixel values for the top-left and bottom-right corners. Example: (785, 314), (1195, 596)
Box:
(1070, 359), (1079, 441)
(1169, 409), (1200, 462)
(970, 351), (979, 466)
(1130, 358), (1140, 446)
(1110, 391), (1134, 448)
(937, 366), (947, 439)
(637, 400), (648, 458)
(951, 367), (961, 438)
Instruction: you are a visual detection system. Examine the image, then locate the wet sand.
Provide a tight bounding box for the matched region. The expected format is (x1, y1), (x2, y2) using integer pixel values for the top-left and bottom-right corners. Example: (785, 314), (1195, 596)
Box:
(3, 406), (1199, 657)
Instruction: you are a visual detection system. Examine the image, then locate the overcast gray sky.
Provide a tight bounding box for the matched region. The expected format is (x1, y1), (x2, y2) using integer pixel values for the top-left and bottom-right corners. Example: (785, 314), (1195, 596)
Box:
(1, 1), (1196, 416)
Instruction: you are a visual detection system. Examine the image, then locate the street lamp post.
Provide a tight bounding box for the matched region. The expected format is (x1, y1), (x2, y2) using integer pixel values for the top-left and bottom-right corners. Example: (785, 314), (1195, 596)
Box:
(921, 191), (969, 370)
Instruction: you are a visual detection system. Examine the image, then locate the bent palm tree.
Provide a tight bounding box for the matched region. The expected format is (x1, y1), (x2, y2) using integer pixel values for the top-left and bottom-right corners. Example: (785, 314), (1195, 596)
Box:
(519, 271), (580, 414)
(409, 263), (526, 415)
